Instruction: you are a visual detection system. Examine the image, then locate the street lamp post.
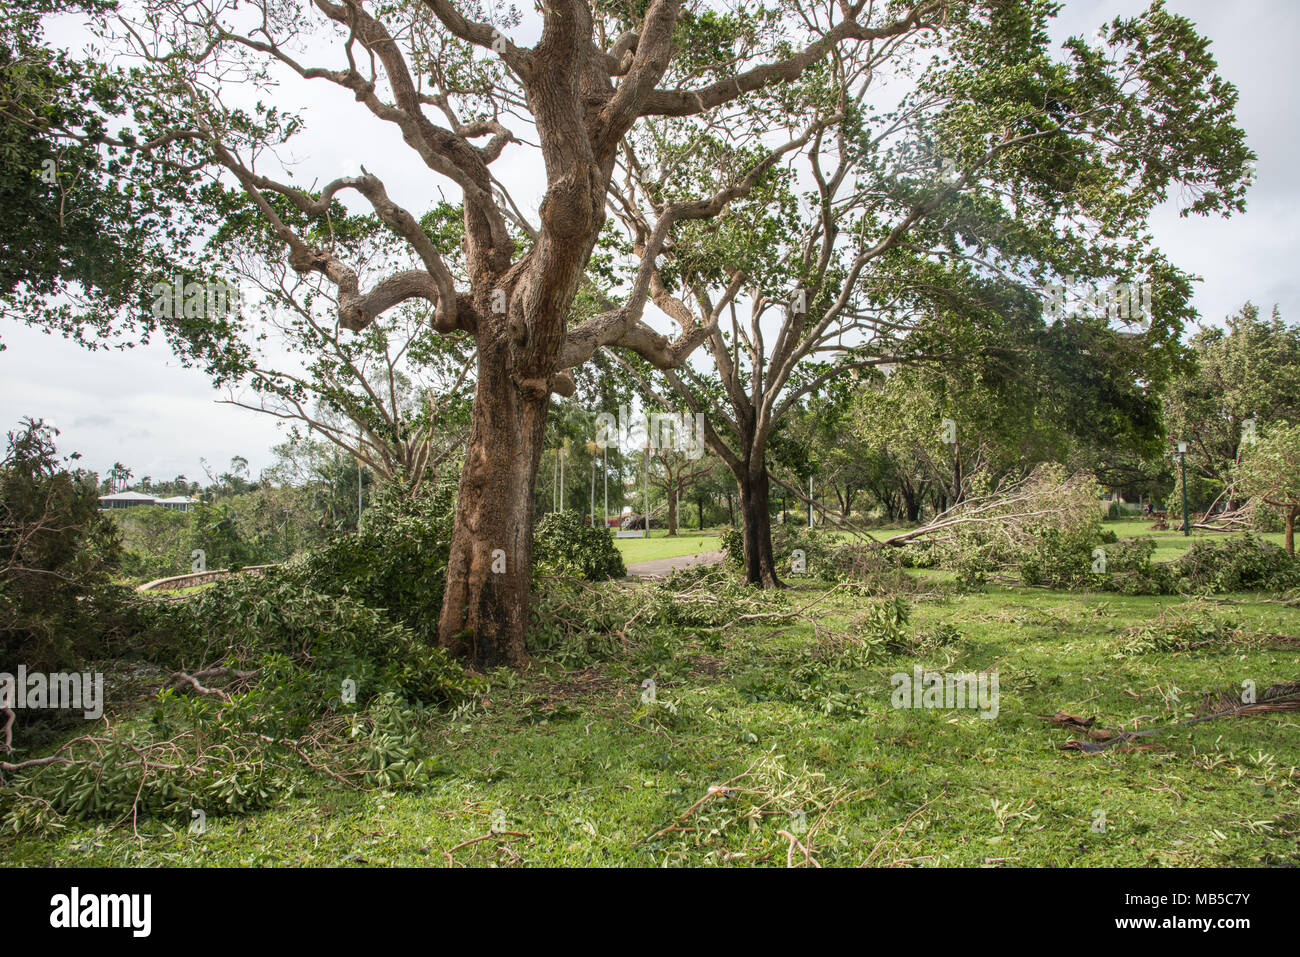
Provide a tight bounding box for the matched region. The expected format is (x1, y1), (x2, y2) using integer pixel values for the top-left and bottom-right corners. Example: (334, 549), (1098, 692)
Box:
(643, 442), (650, 539)
(1177, 441), (1190, 537)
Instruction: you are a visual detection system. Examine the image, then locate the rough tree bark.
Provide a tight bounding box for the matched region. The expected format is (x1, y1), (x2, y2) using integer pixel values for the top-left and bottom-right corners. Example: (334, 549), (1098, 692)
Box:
(152, 0), (946, 666)
(738, 462), (783, 587)
(437, 336), (552, 668)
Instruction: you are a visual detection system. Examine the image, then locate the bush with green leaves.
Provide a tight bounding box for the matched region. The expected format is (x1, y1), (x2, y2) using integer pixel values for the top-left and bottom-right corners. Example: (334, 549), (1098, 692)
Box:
(286, 476), (457, 643)
(1017, 525), (1100, 589)
(0, 419), (133, 673)
(133, 571), (479, 713)
(533, 510), (626, 581)
(2, 570), (479, 833)
(1168, 535), (1300, 593)
(2, 687), (444, 834)
(721, 521), (838, 579)
(1096, 536), (1175, 595)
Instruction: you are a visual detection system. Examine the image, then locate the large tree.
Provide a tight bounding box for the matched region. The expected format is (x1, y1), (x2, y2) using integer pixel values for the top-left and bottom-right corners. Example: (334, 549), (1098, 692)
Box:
(1164, 303), (1300, 500)
(67, 0), (948, 666)
(612, 0), (1249, 585)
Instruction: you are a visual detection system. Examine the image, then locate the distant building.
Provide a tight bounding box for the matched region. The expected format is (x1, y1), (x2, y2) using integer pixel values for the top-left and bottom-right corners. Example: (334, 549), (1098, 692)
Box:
(98, 492), (196, 512)
(155, 496), (197, 512)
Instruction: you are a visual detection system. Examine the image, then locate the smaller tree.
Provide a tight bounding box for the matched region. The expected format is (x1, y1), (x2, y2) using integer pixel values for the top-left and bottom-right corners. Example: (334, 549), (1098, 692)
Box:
(650, 448), (714, 536)
(1237, 424), (1300, 555)
(0, 418), (124, 671)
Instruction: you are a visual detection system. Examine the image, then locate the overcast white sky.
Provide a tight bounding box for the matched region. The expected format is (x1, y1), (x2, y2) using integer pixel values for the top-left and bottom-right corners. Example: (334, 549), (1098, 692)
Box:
(2, 0), (1296, 482)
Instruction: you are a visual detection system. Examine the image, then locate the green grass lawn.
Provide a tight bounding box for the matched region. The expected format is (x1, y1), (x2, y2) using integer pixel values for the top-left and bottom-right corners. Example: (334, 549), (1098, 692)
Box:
(613, 529), (723, 564)
(6, 576), (1296, 867)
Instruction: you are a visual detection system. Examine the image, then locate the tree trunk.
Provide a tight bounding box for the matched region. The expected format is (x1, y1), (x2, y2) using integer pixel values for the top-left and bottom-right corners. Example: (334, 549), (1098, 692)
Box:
(437, 341), (549, 670)
(1286, 505), (1296, 557)
(697, 497), (704, 531)
(665, 479), (678, 535)
(737, 466), (783, 587)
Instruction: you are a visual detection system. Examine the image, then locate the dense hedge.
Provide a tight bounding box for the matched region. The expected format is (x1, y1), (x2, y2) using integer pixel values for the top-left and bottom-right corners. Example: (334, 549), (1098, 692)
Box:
(533, 510), (626, 581)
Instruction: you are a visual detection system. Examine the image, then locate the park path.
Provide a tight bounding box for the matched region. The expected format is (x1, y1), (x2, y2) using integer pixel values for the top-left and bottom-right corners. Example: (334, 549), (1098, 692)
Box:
(624, 549), (725, 580)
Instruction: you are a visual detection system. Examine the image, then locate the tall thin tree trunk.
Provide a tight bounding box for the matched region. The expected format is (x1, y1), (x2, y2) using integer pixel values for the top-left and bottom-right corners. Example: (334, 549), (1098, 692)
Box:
(1286, 505), (1296, 557)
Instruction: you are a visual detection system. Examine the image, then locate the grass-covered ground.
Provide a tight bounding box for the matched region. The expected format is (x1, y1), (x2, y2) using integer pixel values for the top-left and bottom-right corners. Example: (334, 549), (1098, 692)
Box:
(612, 528), (723, 564)
(5, 569), (1296, 867)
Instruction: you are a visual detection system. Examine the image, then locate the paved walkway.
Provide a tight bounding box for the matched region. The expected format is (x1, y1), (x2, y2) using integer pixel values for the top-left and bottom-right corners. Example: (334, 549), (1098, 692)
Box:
(624, 549), (726, 580)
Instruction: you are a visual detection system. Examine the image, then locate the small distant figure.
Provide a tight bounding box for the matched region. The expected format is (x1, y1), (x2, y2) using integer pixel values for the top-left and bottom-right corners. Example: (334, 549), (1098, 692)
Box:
(1144, 502), (1153, 517)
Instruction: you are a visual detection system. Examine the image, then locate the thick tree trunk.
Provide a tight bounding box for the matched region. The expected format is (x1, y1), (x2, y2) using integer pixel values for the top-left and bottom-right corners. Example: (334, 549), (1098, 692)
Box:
(666, 482), (678, 536)
(737, 466), (783, 587)
(1286, 506), (1296, 557)
(437, 341), (549, 670)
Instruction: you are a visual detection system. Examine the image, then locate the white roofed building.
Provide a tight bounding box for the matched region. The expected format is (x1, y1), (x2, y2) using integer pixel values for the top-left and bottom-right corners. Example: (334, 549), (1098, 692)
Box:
(98, 492), (197, 512)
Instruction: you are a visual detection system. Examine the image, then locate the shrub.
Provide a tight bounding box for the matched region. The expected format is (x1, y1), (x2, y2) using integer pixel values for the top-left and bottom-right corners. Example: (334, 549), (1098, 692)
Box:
(0, 419), (132, 673)
(1098, 536), (1175, 595)
(286, 477), (457, 643)
(133, 571), (479, 712)
(1168, 535), (1300, 592)
(533, 510), (625, 581)
(3, 568), (480, 833)
(1017, 525), (1099, 589)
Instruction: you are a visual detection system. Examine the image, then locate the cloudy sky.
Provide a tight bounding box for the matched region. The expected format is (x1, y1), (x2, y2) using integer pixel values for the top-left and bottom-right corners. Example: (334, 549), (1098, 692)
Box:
(2, 0), (1296, 482)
